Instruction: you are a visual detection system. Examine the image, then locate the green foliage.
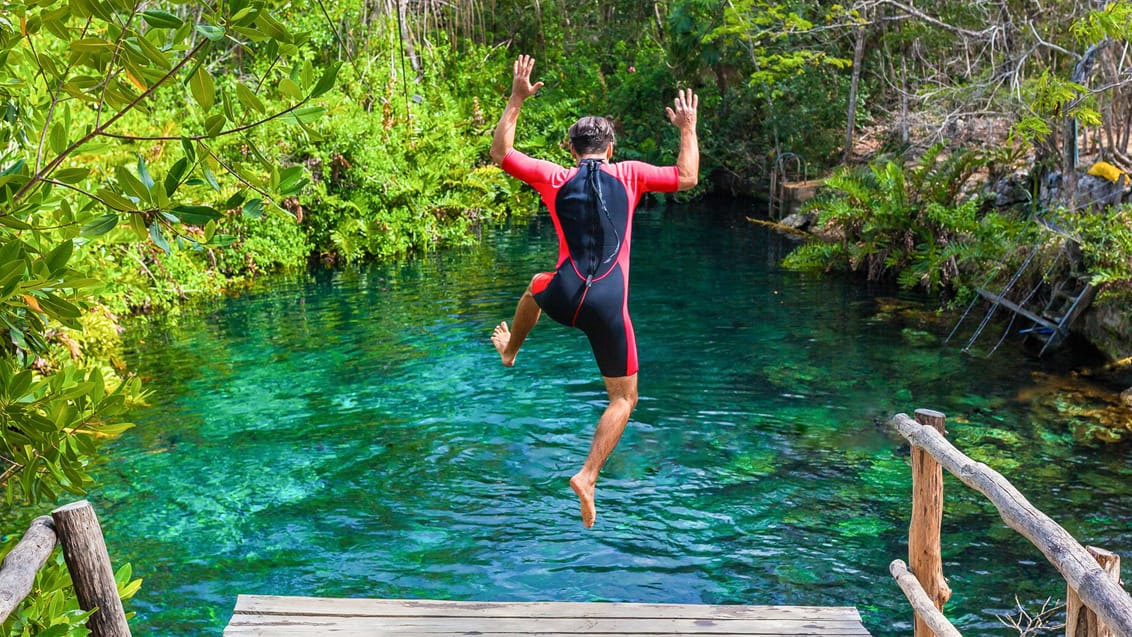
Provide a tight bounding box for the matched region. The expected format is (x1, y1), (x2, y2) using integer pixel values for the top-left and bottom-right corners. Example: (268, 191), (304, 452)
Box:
(295, 42), (548, 263)
(1072, 204), (1132, 305)
(783, 145), (1033, 301)
(1010, 71), (1102, 146)
(1, 550), (141, 637)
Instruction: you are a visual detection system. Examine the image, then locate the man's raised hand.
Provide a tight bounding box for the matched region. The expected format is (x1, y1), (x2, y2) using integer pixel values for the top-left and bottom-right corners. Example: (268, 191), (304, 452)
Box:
(665, 88), (698, 130)
(511, 55), (544, 101)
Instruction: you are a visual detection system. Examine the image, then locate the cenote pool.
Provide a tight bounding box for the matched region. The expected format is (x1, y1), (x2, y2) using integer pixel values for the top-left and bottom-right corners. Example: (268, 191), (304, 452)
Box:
(88, 201), (1132, 636)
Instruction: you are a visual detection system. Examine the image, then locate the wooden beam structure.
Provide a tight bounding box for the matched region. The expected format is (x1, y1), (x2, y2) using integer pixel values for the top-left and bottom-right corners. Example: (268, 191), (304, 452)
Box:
(224, 596), (873, 636)
(891, 412), (1132, 637)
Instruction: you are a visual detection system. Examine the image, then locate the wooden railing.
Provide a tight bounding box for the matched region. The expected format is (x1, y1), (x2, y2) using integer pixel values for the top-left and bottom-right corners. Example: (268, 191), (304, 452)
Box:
(891, 409), (1132, 637)
(0, 500), (131, 636)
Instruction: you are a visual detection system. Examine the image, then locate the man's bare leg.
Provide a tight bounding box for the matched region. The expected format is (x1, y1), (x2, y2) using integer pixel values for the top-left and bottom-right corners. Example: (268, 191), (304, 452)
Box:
(569, 373), (638, 528)
(492, 276), (542, 367)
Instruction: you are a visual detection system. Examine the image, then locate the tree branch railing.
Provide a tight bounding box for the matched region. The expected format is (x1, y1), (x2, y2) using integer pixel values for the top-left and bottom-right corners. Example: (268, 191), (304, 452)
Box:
(891, 409), (1132, 637)
(0, 500), (131, 636)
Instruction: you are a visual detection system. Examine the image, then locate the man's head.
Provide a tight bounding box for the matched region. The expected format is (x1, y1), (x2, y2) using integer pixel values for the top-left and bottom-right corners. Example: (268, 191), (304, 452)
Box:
(568, 116), (615, 157)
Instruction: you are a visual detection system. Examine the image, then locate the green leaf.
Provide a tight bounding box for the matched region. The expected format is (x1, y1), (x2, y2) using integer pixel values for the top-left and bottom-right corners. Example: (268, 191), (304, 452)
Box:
(282, 106), (326, 125)
(203, 168), (220, 192)
(164, 158), (188, 196)
(115, 166), (150, 203)
(49, 122), (68, 154)
(172, 205), (222, 225)
(0, 260), (27, 300)
(69, 38), (113, 53)
(204, 113), (226, 137)
(278, 77), (303, 101)
(96, 188), (138, 212)
(235, 82), (265, 114)
(196, 24), (225, 41)
(181, 138), (197, 163)
(277, 166), (307, 197)
(142, 9), (183, 29)
(242, 198), (264, 219)
(133, 33), (173, 69)
(137, 155), (155, 189)
(0, 217), (33, 231)
(310, 62), (341, 98)
(149, 222), (170, 254)
(190, 65), (216, 110)
(43, 241), (73, 274)
(54, 167), (90, 184)
(81, 214), (119, 237)
(37, 293), (82, 322)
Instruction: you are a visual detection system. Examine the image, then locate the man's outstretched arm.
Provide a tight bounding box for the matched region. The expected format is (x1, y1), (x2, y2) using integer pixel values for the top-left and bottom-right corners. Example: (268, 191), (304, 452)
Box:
(665, 88), (699, 191)
(490, 55), (544, 165)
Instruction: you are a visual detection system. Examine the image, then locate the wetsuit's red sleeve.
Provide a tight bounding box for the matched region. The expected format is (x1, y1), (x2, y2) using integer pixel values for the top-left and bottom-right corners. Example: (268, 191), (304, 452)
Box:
(501, 149), (563, 188)
(620, 161), (680, 193)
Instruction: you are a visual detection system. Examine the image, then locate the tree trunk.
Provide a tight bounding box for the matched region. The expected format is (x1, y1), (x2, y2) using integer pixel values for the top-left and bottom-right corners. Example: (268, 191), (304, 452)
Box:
(909, 409), (952, 637)
(844, 23), (868, 163)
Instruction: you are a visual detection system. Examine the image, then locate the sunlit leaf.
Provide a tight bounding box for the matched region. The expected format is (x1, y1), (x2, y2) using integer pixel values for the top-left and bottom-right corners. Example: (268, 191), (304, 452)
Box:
(54, 167), (90, 184)
(204, 113), (226, 137)
(235, 82), (265, 114)
(190, 65), (216, 110)
(196, 24), (225, 41)
(310, 62), (341, 98)
(49, 122), (68, 154)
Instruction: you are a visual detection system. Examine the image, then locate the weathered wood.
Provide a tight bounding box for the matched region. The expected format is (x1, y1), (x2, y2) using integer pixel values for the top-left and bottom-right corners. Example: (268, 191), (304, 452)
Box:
(0, 516), (57, 623)
(224, 596), (873, 636)
(1067, 547), (1121, 637)
(892, 412), (1132, 637)
(909, 408), (951, 637)
(889, 559), (963, 637)
(52, 501), (132, 637)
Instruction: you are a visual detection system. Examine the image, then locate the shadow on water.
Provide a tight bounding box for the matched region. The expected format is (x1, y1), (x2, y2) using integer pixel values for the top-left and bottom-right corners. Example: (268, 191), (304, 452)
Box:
(90, 197), (1132, 636)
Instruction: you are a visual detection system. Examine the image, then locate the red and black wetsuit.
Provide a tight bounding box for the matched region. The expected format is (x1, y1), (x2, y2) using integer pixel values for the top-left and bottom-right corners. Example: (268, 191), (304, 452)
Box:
(502, 149), (680, 378)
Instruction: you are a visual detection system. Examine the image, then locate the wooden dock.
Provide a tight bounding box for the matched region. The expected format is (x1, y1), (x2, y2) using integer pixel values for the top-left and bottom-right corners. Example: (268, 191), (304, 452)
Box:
(223, 595), (873, 635)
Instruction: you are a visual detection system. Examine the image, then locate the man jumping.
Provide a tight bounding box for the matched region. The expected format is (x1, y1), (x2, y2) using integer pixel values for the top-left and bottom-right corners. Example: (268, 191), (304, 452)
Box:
(489, 55), (699, 528)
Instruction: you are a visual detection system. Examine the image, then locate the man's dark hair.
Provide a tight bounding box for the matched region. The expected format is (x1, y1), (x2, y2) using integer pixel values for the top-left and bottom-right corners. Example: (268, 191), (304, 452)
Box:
(568, 116), (615, 155)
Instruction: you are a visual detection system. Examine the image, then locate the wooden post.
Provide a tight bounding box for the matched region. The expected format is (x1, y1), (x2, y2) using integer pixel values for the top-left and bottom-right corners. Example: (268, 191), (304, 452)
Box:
(1066, 547), (1121, 637)
(52, 501), (132, 637)
(0, 516), (58, 623)
(909, 408), (952, 637)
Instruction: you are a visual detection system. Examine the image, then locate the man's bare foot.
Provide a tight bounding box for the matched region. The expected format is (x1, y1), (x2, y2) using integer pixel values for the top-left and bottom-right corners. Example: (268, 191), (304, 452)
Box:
(569, 473), (596, 529)
(492, 322), (516, 367)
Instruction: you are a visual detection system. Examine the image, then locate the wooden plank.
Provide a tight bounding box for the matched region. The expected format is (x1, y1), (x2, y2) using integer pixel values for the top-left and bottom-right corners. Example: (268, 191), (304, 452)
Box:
(226, 631), (867, 637)
(233, 595), (864, 621)
(975, 288), (1061, 332)
(224, 596), (873, 636)
(225, 616), (871, 633)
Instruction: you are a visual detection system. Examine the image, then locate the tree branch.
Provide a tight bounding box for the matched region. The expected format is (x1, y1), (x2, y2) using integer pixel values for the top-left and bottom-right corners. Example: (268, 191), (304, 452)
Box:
(9, 37), (211, 209)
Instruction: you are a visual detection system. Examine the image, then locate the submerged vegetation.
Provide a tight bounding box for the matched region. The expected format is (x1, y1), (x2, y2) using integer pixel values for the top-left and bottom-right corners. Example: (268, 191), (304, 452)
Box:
(0, 0), (1130, 632)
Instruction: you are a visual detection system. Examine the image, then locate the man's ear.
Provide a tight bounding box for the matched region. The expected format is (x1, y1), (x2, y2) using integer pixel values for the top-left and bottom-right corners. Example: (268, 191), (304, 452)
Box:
(605, 144), (614, 160)
(568, 142), (579, 160)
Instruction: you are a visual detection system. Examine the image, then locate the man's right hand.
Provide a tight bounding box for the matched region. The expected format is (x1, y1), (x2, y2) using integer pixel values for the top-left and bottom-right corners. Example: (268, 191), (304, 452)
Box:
(665, 88), (698, 131)
(511, 55), (544, 101)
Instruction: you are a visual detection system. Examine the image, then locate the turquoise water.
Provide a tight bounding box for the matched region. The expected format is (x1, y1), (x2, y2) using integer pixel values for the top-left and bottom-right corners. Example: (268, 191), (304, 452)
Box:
(90, 201), (1132, 636)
